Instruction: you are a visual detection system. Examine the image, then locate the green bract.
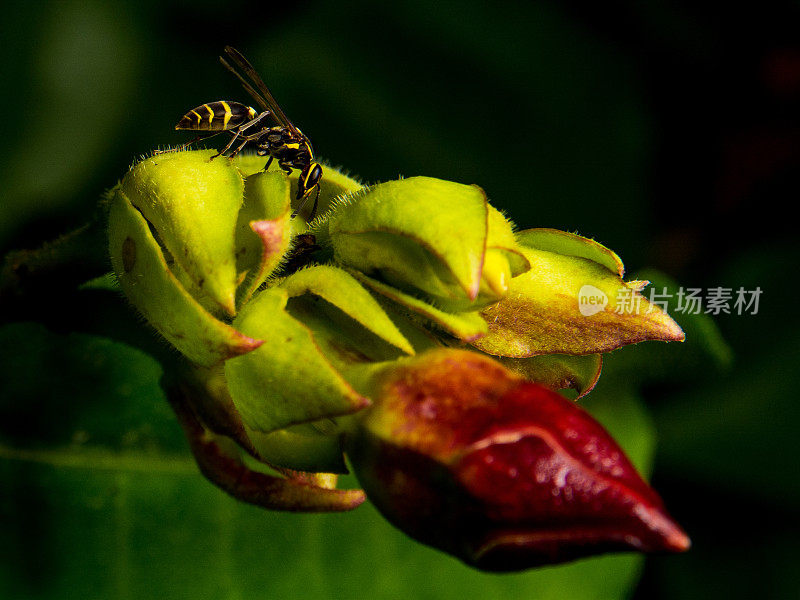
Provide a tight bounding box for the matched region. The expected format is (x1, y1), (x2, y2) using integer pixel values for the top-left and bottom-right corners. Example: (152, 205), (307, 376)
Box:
(108, 182), (262, 366)
(120, 150), (243, 316)
(472, 228), (685, 357)
(107, 149), (685, 501)
(327, 177), (529, 311)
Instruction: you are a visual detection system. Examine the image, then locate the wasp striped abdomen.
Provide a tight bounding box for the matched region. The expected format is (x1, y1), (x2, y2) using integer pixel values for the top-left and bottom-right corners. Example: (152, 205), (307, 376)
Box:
(175, 101), (258, 132)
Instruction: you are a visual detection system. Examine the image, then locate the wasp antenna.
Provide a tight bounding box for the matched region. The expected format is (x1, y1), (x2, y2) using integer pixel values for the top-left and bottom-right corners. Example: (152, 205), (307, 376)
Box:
(224, 46), (253, 68)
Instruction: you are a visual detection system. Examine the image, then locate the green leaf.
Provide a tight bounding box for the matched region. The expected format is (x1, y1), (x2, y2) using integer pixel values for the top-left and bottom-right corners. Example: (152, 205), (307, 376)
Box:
(0, 322), (649, 600)
(653, 336), (800, 505)
(637, 266), (792, 504)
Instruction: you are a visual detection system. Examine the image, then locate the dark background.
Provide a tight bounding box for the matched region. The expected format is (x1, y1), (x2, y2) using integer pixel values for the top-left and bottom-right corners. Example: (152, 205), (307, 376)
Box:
(2, 1), (799, 598)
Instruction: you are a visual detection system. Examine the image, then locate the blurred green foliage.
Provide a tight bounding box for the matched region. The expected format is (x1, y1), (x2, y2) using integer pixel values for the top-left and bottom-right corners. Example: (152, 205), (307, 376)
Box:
(2, 0), (799, 598)
(0, 322), (653, 599)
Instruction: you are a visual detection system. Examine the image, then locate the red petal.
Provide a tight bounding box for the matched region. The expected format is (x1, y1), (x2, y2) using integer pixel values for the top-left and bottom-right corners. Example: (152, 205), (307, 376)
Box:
(454, 383), (690, 568)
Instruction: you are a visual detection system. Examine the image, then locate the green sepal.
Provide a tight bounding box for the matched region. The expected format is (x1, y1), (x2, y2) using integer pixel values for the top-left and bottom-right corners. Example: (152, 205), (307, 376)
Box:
(163, 373), (365, 512)
(279, 265), (414, 355)
(496, 353), (603, 399)
(328, 177), (489, 303)
(121, 150), (243, 315)
(224, 287), (369, 433)
(108, 188), (263, 366)
(350, 271), (488, 342)
(245, 421), (348, 474)
(175, 361), (348, 474)
(431, 205), (531, 312)
(473, 230), (684, 357)
(163, 256), (230, 319)
(517, 228), (624, 276)
(235, 171), (292, 307)
(485, 205), (530, 281)
(375, 299), (445, 354)
(233, 156), (363, 221)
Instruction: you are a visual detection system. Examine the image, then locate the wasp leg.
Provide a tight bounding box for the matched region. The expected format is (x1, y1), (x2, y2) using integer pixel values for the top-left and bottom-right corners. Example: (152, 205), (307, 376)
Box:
(212, 127), (247, 159)
(310, 185), (321, 220)
(227, 138), (251, 159)
(211, 130), (241, 159)
(290, 185), (321, 220)
(227, 128), (268, 159)
(212, 111), (272, 159)
(240, 110), (271, 131)
(262, 156), (274, 172)
(178, 135), (206, 151)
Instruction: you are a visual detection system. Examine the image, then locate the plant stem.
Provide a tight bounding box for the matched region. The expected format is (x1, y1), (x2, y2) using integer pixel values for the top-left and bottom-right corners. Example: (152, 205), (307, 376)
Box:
(0, 214), (109, 310)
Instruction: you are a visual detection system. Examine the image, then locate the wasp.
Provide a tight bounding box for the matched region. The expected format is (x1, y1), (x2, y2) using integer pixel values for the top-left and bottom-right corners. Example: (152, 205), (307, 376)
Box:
(173, 46), (323, 218)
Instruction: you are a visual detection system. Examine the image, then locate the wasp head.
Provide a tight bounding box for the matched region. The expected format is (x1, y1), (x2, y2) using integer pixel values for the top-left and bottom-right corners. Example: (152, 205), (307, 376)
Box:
(299, 162), (323, 200)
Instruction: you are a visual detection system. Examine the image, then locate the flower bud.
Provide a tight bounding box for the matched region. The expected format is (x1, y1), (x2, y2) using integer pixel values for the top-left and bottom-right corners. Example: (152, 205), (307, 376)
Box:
(106, 151), (698, 533)
(348, 349), (690, 571)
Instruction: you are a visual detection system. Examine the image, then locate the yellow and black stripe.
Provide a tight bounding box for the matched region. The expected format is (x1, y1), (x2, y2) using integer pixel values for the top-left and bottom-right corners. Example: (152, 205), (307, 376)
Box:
(175, 101), (258, 131)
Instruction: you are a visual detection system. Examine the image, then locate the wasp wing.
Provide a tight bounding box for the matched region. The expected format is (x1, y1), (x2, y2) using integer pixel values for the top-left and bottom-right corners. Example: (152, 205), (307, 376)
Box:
(221, 46), (298, 134)
(219, 56), (270, 113)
